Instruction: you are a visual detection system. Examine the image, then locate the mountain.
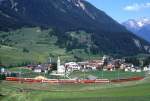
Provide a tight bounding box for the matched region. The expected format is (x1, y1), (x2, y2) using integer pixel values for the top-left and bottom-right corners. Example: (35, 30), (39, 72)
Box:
(122, 18), (150, 43)
(0, 0), (150, 65)
(0, 0), (125, 31)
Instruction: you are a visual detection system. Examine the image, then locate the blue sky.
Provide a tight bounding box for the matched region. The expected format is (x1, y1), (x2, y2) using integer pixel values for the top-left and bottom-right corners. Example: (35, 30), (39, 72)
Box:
(86, 0), (150, 22)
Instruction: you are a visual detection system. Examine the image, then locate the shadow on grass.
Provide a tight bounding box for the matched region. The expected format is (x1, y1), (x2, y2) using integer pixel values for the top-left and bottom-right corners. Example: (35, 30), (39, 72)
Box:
(0, 94), (5, 100)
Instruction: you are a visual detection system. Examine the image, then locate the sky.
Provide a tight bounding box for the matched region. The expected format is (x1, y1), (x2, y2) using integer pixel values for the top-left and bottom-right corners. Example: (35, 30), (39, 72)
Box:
(86, 0), (150, 23)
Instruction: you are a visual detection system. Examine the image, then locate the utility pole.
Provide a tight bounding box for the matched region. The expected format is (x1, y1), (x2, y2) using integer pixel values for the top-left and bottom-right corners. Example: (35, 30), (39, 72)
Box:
(19, 66), (22, 84)
(101, 70), (104, 79)
(117, 69), (120, 80)
(84, 65), (86, 80)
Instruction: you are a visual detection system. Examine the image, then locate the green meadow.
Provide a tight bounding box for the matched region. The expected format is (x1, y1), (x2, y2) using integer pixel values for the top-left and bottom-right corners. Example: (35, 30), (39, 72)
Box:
(0, 27), (75, 66)
(69, 70), (145, 80)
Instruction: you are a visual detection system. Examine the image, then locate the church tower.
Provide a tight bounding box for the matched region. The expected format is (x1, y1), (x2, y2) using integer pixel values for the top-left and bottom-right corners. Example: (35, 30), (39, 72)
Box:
(57, 56), (61, 73)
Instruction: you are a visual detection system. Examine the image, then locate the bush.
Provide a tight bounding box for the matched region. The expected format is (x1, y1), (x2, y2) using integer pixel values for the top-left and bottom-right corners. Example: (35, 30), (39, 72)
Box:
(0, 74), (6, 80)
(51, 62), (57, 70)
(22, 48), (29, 53)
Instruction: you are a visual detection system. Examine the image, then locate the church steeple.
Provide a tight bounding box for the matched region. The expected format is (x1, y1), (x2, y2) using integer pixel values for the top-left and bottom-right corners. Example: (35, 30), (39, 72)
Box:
(57, 56), (61, 73)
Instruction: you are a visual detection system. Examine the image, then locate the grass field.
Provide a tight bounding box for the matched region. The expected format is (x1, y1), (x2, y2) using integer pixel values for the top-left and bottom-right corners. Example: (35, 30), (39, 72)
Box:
(69, 70), (145, 80)
(0, 73), (150, 101)
(7, 67), (146, 80)
(7, 67), (65, 79)
(0, 27), (76, 66)
(8, 67), (32, 73)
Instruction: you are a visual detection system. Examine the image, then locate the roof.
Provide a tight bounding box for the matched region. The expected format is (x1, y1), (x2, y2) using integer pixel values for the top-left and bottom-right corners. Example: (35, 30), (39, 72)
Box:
(0, 64), (5, 67)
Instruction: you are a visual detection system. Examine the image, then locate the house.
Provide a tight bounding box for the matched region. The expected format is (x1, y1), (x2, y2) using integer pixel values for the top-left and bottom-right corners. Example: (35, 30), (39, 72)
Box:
(80, 60), (104, 70)
(143, 66), (149, 71)
(88, 60), (104, 70)
(0, 64), (5, 73)
(65, 62), (81, 72)
(136, 69), (141, 72)
(86, 65), (97, 70)
(34, 67), (42, 73)
(144, 65), (150, 72)
(124, 68), (129, 72)
(131, 68), (136, 72)
(33, 65), (49, 73)
(0, 68), (5, 73)
(107, 62), (115, 70)
(120, 64), (126, 70)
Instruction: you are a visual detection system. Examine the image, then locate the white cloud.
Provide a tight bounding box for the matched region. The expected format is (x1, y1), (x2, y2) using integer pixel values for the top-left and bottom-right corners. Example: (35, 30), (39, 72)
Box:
(124, 2), (150, 11)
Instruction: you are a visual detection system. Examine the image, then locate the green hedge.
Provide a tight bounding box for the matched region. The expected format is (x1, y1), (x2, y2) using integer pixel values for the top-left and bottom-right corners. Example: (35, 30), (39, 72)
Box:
(0, 74), (6, 80)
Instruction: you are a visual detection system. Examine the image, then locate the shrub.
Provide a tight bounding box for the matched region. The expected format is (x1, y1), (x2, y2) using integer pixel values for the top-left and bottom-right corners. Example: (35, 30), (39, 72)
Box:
(22, 48), (29, 53)
(0, 74), (6, 80)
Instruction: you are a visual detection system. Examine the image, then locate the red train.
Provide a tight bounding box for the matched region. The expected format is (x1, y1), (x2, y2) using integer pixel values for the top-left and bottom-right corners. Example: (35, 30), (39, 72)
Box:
(6, 76), (143, 84)
(5, 77), (110, 84)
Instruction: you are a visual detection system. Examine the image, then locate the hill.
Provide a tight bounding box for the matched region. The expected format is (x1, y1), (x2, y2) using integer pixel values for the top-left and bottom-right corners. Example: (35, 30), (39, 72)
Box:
(0, 27), (77, 66)
(0, 0), (150, 65)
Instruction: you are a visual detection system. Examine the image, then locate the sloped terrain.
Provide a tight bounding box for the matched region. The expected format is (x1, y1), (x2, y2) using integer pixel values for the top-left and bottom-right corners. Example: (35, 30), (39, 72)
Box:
(0, 0), (150, 65)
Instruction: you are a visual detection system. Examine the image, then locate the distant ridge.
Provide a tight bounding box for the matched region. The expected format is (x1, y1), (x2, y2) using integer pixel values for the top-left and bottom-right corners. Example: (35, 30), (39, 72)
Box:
(123, 18), (150, 43)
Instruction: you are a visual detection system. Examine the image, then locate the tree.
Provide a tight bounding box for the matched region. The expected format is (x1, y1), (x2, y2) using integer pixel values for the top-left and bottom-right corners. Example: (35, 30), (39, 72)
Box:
(22, 48), (29, 53)
(0, 59), (2, 65)
(51, 62), (57, 70)
(0, 74), (6, 80)
(143, 56), (150, 66)
(125, 57), (140, 66)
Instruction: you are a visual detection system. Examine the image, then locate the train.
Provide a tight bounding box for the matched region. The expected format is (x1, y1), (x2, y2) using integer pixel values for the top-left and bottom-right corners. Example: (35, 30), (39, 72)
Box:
(5, 77), (110, 84)
(5, 76), (144, 84)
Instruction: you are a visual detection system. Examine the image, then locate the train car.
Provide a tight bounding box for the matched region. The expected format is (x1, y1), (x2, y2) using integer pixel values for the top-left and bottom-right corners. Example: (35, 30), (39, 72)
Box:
(95, 79), (110, 83)
(79, 80), (95, 84)
(42, 79), (59, 83)
(6, 77), (21, 81)
(24, 78), (42, 83)
(58, 79), (77, 84)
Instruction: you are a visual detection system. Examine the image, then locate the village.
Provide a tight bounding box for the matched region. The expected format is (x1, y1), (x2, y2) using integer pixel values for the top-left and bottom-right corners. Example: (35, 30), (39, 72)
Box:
(1, 55), (150, 80)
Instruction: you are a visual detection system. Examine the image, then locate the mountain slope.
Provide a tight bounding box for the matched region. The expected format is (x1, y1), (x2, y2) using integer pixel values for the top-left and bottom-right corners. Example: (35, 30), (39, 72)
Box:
(138, 24), (150, 42)
(0, 0), (126, 32)
(122, 18), (150, 43)
(0, 27), (78, 66)
(0, 0), (150, 65)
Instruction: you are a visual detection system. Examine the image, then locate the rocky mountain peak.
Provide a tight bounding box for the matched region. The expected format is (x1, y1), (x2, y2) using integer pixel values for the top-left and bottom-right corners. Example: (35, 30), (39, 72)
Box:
(122, 17), (150, 43)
